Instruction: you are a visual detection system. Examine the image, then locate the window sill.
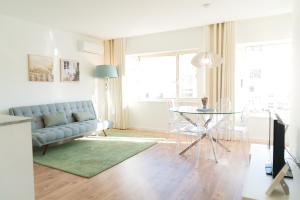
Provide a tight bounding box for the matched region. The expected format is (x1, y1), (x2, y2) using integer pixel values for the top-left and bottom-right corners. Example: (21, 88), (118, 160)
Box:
(132, 98), (202, 103)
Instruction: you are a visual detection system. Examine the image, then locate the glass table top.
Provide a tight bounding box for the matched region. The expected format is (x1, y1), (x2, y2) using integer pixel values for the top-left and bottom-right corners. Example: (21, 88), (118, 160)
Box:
(169, 106), (240, 115)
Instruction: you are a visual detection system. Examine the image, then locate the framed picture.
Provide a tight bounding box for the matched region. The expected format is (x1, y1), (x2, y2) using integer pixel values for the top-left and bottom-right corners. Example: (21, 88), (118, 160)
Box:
(60, 59), (80, 81)
(28, 54), (54, 82)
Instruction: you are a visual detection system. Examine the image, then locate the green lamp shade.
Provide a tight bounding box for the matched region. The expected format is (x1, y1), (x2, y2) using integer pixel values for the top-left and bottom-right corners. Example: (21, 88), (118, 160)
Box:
(95, 65), (118, 78)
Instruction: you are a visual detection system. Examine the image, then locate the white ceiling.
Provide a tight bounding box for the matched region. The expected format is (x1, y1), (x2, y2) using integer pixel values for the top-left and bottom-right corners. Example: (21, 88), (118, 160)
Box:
(0, 0), (293, 39)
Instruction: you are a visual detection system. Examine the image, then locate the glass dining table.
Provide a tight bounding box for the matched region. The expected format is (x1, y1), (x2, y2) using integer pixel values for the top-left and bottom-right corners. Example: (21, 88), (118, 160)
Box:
(169, 106), (240, 163)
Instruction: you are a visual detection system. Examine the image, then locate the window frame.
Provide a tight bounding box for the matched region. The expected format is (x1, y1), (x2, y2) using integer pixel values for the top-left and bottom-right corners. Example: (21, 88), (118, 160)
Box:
(132, 49), (202, 102)
(235, 39), (292, 113)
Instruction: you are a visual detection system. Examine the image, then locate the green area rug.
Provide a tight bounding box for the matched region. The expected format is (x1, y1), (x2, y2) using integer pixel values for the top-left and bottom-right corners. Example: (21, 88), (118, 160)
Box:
(33, 130), (166, 178)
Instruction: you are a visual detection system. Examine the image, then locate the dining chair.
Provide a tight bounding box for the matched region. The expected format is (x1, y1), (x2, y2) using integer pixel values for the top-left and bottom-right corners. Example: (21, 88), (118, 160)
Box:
(168, 99), (189, 134)
(168, 99), (205, 156)
(214, 98), (234, 141)
(214, 102), (250, 160)
(231, 105), (250, 159)
(168, 99), (189, 149)
(232, 105), (249, 139)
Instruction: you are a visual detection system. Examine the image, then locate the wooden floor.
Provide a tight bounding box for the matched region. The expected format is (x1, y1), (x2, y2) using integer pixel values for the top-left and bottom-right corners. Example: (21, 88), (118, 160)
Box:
(34, 132), (250, 200)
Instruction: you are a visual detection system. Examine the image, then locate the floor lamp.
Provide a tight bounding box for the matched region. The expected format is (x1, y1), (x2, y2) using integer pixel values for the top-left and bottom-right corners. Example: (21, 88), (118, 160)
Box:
(95, 64), (118, 121)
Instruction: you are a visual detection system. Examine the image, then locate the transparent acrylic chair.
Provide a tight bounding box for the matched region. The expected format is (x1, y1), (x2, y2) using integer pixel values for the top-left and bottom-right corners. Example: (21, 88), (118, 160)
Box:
(231, 105), (250, 160)
(214, 102), (250, 161)
(168, 99), (205, 157)
(232, 105), (249, 140)
(213, 98), (233, 141)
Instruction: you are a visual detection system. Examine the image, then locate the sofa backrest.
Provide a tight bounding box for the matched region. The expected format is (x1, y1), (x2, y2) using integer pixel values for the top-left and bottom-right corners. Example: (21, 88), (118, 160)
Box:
(9, 101), (97, 130)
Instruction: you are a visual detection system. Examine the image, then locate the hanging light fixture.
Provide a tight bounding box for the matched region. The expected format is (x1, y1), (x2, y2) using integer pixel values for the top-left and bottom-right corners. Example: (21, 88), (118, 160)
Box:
(191, 22), (223, 68)
(191, 52), (223, 68)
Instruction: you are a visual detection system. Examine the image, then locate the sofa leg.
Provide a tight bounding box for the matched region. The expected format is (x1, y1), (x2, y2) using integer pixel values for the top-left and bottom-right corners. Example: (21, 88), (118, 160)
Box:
(42, 145), (48, 155)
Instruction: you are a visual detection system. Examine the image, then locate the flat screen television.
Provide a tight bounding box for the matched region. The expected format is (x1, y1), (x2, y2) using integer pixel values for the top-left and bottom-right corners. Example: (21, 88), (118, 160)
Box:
(265, 114), (293, 178)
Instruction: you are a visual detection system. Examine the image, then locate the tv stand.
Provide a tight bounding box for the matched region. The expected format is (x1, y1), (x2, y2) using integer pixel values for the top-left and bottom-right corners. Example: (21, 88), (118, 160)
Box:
(265, 162), (293, 179)
(242, 144), (300, 199)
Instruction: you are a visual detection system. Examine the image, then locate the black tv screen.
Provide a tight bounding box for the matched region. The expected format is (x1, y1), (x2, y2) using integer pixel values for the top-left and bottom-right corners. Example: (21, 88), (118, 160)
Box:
(272, 118), (286, 178)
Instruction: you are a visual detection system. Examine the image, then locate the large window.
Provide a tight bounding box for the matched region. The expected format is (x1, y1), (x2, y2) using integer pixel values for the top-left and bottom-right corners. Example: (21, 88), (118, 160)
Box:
(235, 40), (292, 115)
(179, 53), (199, 98)
(126, 52), (204, 100)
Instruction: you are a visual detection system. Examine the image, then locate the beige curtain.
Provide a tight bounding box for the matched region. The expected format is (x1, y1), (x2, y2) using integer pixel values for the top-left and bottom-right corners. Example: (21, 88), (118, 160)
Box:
(206, 22), (235, 110)
(206, 22), (235, 140)
(104, 39), (128, 129)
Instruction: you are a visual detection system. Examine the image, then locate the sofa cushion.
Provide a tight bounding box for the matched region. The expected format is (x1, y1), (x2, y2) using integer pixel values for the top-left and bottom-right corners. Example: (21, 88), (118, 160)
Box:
(73, 112), (95, 122)
(43, 112), (67, 127)
(32, 120), (97, 146)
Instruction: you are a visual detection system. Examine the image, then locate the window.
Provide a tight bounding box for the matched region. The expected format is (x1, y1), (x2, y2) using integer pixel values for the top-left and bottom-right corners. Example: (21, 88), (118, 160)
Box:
(179, 53), (198, 98)
(235, 40), (292, 114)
(138, 55), (176, 99)
(125, 52), (204, 100)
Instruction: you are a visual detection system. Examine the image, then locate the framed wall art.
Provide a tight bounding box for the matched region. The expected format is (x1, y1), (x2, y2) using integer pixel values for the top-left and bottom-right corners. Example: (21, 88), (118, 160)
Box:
(28, 54), (54, 82)
(60, 59), (80, 82)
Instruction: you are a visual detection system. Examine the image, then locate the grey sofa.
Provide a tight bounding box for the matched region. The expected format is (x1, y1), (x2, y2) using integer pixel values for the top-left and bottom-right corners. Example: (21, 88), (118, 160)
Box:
(9, 100), (97, 154)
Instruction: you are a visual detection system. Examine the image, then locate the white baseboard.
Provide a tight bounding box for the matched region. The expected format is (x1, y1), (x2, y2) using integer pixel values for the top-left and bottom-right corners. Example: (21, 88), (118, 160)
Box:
(126, 127), (168, 133)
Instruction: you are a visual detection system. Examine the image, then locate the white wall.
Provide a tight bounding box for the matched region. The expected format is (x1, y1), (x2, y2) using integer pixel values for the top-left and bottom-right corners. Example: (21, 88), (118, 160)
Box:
(128, 101), (170, 131)
(289, 1), (300, 162)
(126, 13), (292, 55)
(0, 14), (105, 115)
(126, 27), (205, 55)
(236, 14), (292, 43)
(126, 14), (292, 142)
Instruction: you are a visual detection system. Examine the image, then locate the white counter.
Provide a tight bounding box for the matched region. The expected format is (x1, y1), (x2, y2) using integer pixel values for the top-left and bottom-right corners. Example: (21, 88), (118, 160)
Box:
(0, 114), (31, 126)
(0, 114), (35, 200)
